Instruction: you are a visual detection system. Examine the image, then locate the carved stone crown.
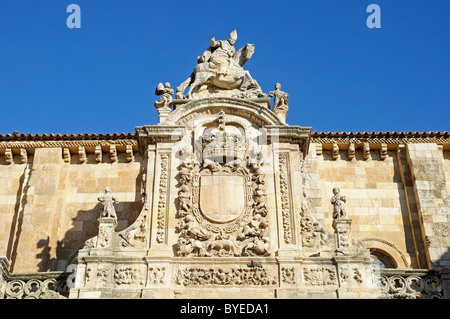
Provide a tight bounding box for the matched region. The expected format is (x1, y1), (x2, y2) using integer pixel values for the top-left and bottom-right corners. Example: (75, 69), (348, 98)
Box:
(203, 130), (245, 162)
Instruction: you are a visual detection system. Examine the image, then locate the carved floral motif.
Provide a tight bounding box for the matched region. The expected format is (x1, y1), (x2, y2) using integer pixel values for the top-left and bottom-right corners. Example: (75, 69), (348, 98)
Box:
(281, 267), (296, 284)
(303, 266), (337, 287)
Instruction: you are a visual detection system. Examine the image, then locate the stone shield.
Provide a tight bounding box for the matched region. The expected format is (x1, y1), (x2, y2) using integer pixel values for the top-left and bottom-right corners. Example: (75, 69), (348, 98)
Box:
(199, 173), (245, 223)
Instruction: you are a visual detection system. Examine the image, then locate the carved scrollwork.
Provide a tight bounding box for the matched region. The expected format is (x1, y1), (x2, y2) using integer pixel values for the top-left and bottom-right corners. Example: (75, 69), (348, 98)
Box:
(176, 122), (270, 257)
(4, 277), (68, 299)
(300, 195), (333, 251)
(376, 273), (444, 299)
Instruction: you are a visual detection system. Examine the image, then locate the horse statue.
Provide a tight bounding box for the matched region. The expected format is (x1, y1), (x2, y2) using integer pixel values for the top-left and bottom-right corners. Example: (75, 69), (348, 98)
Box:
(176, 30), (266, 99)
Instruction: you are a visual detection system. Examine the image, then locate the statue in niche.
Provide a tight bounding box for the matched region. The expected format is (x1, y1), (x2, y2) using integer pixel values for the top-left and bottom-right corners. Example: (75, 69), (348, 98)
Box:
(98, 187), (120, 221)
(154, 82), (174, 109)
(331, 187), (346, 219)
(176, 30), (266, 99)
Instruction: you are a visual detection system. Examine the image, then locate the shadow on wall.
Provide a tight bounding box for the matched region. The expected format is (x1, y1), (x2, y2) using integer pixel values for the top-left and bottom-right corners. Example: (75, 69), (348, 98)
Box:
(35, 200), (143, 272)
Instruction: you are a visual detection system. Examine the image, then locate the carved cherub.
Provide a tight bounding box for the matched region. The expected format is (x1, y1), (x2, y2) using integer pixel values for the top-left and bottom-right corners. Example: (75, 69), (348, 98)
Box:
(154, 82), (174, 109)
(98, 187), (119, 220)
(331, 187), (346, 219)
(269, 83), (289, 111)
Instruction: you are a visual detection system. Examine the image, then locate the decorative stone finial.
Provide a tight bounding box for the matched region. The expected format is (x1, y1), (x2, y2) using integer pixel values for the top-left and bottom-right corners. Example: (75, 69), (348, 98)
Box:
(155, 82), (174, 109)
(331, 187), (346, 219)
(154, 82), (174, 123)
(269, 83), (289, 123)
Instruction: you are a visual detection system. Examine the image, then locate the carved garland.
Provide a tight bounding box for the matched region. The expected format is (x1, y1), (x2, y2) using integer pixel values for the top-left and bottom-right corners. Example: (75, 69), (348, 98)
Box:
(156, 154), (169, 243)
(278, 153), (292, 244)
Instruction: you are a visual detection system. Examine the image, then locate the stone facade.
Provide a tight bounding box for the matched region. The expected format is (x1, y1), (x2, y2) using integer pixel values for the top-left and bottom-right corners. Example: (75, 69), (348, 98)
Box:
(0, 31), (449, 299)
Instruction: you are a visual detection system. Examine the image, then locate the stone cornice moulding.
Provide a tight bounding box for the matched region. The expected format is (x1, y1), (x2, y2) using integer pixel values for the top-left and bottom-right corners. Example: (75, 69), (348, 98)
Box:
(164, 97), (285, 127)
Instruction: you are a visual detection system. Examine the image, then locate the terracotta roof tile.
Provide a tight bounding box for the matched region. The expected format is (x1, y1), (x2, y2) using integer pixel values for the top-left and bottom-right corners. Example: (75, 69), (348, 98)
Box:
(1, 131), (449, 141)
(0, 133), (135, 141)
(311, 131), (450, 138)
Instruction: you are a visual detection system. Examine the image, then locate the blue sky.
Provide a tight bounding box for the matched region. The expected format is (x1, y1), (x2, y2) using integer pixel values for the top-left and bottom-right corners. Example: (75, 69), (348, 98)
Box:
(0, 1), (449, 135)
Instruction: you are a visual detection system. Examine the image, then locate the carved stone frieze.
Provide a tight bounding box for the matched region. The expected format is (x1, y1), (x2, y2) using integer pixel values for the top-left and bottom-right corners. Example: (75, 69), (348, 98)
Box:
(303, 266), (337, 287)
(114, 266), (143, 286)
(175, 266), (277, 286)
(281, 267), (296, 284)
(148, 266), (167, 285)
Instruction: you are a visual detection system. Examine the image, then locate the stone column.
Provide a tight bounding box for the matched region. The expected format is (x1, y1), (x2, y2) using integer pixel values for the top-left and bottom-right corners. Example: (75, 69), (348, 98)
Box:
(406, 143), (450, 269)
(135, 125), (185, 256)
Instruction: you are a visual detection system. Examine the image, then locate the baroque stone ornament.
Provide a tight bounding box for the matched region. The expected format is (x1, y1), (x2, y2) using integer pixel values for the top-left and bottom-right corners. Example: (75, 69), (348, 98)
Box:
(156, 154), (169, 243)
(278, 153), (293, 244)
(176, 113), (271, 257)
(300, 189), (334, 252)
(175, 266), (277, 286)
(176, 30), (267, 99)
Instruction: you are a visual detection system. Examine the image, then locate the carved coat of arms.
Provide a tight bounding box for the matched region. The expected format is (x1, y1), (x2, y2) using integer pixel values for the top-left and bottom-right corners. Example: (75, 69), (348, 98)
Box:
(176, 111), (270, 257)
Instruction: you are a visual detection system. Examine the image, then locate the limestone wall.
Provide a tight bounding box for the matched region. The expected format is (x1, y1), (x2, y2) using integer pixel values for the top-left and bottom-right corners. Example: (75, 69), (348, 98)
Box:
(1, 137), (450, 276)
(0, 152), (28, 259)
(305, 141), (450, 270)
(0, 145), (143, 273)
(305, 143), (415, 268)
(444, 150), (450, 200)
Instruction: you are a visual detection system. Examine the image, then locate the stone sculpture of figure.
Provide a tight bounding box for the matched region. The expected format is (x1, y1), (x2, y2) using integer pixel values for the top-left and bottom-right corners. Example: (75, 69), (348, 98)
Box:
(203, 30), (240, 76)
(331, 187), (346, 219)
(176, 30), (266, 99)
(269, 83), (289, 111)
(154, 82), (174, 109)
(98, 187), (119, 220)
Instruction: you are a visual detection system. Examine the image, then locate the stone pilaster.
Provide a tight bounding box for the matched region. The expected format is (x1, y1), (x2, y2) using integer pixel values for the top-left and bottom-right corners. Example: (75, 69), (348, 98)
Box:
(406, 143), (450, 269)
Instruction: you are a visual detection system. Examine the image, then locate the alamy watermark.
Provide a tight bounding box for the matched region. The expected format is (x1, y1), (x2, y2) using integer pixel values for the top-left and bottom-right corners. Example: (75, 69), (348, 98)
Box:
(66, 4), (81, 29)
(366, 4), (381, 29)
